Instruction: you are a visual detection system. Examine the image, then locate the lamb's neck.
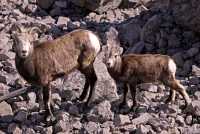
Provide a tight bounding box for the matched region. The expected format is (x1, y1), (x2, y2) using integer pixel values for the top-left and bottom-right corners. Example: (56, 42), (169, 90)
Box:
(109, 57), (123, 78)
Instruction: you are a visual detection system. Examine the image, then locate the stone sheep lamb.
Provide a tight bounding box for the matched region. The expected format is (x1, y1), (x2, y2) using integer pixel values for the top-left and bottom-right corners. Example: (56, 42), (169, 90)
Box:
(11, 24), (101, 122)
(103, 28), (191, 109)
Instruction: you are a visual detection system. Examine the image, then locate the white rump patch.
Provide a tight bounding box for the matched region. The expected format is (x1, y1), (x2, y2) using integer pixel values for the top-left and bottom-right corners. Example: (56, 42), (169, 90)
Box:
(168, 59), (176, 76)
(88, 32), (101, 54)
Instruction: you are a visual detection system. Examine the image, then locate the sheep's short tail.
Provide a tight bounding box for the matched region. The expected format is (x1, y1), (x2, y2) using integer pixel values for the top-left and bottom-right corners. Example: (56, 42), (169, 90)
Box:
(88, 31), (101, 54)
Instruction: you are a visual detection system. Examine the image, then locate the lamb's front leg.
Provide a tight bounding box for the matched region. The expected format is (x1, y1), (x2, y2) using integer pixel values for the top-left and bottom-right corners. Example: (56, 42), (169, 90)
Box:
(43, 84), (56, 123)
(129, 83), (138, 108)
(119, 83), (129, 108)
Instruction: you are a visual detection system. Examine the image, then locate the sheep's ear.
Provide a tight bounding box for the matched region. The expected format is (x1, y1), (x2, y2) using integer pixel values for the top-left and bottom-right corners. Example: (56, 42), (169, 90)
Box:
(11, 23), (23, 33)
(102, 45), (108, 52)
(29, 27), (41, 40)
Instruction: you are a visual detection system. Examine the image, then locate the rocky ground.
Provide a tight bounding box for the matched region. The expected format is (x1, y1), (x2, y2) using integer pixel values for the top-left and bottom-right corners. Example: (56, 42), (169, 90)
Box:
(0, 0), (200, 133)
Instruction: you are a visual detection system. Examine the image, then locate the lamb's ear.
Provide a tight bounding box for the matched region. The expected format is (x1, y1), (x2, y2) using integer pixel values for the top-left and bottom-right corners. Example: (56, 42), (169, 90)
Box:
(119, 47), (123, 55)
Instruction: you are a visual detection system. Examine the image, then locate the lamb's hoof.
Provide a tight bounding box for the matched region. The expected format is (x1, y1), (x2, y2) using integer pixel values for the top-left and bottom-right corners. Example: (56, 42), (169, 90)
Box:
(45, 116), (56, 126)
(165, 99), (175, 104)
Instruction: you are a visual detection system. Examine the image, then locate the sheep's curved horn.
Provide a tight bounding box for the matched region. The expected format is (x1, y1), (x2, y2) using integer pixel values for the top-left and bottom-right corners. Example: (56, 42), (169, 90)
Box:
(29, 27), (42, 34)
(11, 23), (23, 33)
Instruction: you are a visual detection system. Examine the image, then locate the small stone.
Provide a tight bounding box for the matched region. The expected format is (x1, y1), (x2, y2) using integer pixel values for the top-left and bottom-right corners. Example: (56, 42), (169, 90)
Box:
(83, 121), (100, 134)
(54, 120), (69, 133)
(125, 41), (145, 54)
(25, 4), (37, 13)
(140, 83), (158, 92)
(101, 127), (111, 134)
(37, 0), (55, 9)
(192, 65), (200, 76)
(135, 125), (150, 134)
(73, 120), (82, 130)
(22, 127), (36, 134)
(68, 105), (79, 116)
(183, 60), (193, 75)
(0, 101), (13, 123)
(56, 16), (70, 27)
(55, 1), (67, 8)
(50, 7), (62, 17)
(45, 126), (53, 134)
(185, 115), (193, 125)
(27, 92), (37, 103)
(56, 111), (69, 122)
(41, 16), (56, 25)
(175, 115), (185, 126)
(132, 113), (153, 125)
(14, 110), (28, 123)
(194, 91), (200, 100)
(0, 54), (9, 61)
(186, 47), (199, 58)
(0, 83), (9, 96)
(8, 123), (22, 134)
(88, 100), (114, 123)
(114, 114), (131, 126)
(0, 74), (7, 84)
(52, 93), (62, 102)
(172, 52), (184, 67)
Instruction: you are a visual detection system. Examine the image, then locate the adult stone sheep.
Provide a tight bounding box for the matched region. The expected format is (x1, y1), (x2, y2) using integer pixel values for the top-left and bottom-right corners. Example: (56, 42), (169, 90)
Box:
(11, 24), (101, 123)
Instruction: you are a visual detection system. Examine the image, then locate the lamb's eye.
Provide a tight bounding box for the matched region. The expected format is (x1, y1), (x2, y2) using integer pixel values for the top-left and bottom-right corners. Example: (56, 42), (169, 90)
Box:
(114, 55), (118, 58)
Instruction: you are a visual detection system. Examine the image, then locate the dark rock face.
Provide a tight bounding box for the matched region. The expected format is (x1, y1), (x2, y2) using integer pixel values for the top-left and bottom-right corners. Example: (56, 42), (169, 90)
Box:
(171, 0), (200, 34)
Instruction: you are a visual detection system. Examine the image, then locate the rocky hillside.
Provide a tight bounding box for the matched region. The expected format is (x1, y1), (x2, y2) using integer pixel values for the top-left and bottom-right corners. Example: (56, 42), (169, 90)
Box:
(0, 0), (200, 133)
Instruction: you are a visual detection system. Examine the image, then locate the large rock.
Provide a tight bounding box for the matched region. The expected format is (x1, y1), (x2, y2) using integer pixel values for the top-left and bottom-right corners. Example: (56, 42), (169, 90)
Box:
(171, 0), (200, 34)
(70, 0), (122, 14)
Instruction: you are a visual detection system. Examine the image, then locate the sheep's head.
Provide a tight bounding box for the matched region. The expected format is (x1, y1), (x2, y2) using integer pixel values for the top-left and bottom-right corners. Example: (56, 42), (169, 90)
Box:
(11, 24), (40, 59)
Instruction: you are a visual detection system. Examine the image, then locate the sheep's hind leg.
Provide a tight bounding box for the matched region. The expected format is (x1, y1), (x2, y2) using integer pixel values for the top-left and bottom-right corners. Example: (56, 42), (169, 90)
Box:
(43, 85), (56, 123)
(165, 89), (176, 104)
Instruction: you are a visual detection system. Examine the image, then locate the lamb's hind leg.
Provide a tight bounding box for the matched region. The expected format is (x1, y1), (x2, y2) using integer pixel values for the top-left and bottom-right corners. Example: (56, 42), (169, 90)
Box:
(165, 89), (176, 104)
(165, 79), (191, 107)
(119, 83), (129, 108)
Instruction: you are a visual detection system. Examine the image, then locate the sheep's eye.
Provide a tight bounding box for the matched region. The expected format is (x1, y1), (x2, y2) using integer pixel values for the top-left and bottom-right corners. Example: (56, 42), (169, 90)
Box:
(114, 55), (118, 58)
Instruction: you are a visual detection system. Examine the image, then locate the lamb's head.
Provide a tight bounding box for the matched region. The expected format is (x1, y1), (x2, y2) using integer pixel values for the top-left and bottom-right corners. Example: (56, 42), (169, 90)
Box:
(11, 24), (40, 59)
(104, 44), (123, 68)
(104, 27), (123, 68)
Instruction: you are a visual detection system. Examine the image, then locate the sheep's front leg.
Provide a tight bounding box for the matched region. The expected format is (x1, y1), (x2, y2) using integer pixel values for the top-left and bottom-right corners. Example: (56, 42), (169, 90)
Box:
(78, 77), (90, 101)
(43, 85), (55, 123)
